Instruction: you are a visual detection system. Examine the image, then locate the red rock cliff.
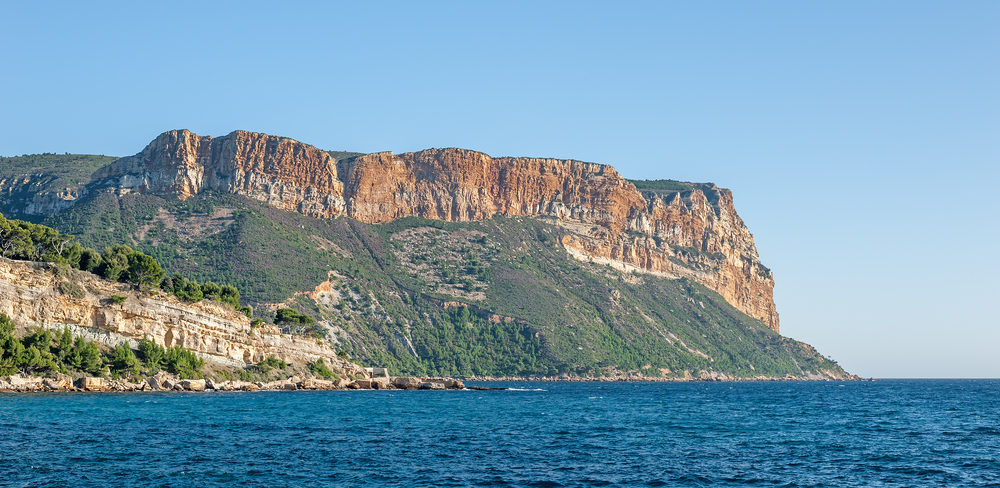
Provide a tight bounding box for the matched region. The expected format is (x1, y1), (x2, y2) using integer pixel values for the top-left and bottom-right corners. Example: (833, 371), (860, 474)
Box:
(92, 130), (779, 331)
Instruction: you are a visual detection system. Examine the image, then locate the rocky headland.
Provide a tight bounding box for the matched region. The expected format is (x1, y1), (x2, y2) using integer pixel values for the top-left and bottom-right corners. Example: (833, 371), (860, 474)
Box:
(75, 130), (776, 331)
(0, 130), (860, 381)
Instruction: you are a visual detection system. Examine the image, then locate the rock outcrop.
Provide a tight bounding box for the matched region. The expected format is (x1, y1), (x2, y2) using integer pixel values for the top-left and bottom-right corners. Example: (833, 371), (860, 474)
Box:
(0, 176), (89, 216)
(87, 130), (777, 331)
(0, 257), (362, 371)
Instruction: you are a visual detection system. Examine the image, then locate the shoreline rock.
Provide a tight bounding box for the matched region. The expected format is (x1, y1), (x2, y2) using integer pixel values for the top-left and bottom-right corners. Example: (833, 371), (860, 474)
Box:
(0, 373), (474, 393)
(463, 372), (866, 382)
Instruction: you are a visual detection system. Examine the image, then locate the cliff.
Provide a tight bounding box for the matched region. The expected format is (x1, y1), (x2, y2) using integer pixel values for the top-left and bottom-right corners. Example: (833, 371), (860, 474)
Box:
(0, 257), (360, 373)
(87, 130), (778, 331)
(0, 154), (117, 217)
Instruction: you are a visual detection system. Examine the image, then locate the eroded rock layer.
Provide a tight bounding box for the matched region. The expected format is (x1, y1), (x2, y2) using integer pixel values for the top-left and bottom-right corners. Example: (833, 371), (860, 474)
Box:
(90, 130), (778, 331)
(0, 258), (360, 372)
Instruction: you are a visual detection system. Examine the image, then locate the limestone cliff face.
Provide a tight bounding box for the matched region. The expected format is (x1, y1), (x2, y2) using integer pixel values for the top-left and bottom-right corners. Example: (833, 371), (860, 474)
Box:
(0, 258), (360, 372)
(340, 148), (643, 227)
(89, 130), (778, 331)
(0, 176), (88, 216)
(92, 130), (346, 217)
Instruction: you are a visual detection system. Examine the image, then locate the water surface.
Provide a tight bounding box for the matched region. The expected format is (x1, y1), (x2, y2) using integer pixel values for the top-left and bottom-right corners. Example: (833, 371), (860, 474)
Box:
(1, 380), (997, 486)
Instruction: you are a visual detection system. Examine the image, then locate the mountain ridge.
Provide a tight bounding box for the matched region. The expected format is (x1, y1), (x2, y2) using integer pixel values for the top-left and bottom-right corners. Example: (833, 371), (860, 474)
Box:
(25, 129), (778, 332)
(0, 130), (853, 380)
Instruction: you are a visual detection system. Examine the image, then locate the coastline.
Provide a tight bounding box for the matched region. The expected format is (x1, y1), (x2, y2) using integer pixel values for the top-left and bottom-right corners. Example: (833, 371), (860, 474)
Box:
(1, 371), (870, 393)
(0, 372), (469, 393)
(463, 372), (868, 382)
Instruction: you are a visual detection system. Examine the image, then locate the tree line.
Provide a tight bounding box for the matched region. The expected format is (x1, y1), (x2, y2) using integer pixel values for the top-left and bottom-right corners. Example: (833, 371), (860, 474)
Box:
(0, 213), (250, 316)
(0, 313), (206, 379)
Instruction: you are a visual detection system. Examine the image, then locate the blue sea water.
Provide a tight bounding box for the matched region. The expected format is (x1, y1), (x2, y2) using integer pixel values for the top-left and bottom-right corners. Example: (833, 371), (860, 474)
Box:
(1, 380), (998, 487)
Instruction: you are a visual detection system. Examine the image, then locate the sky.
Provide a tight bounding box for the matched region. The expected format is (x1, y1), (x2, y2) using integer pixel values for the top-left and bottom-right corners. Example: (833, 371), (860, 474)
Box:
(2, 1), (997, 378)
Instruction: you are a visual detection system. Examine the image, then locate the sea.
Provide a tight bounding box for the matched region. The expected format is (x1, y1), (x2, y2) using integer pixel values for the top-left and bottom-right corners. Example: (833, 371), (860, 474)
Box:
(1, 379), (997, 487)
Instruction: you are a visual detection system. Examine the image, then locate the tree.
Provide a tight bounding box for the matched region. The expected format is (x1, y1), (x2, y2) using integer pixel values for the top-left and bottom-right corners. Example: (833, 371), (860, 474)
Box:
(20, 345), (57, 374)
(200, 281), (221, 299)
(61, 242), (84, 269)
(174, 277), (204, 302)
(125, 251), (164, 287)
(78, 248), (103, 273)
(218, 285), (240, 308)
(80, 341), (103, 375)
(137, 337), (164, 371)
(99, 244), (133, 282)
(0, 221), (31, 259)
(159, 275), (175, 294)
(21, 328), (52, 352)
(110, 343), (141, 377)
(0, 314), (24, 375)
(276, 308), (314, 325)
(69, 336), (103, 375)
(56, 327), (73, 362)
(163, 346), (204, 379)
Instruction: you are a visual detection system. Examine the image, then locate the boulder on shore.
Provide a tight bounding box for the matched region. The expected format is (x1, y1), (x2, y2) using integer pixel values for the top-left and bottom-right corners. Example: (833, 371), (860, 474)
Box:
(180, 379), (206, 391)
(392, 376), (421, 389)
(421, 377), (465, 389)
(75, 377), (105, 391)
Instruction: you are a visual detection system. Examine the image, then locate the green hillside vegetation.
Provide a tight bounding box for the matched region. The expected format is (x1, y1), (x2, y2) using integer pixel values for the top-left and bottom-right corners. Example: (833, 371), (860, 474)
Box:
(0, 313), (205, 379)
(0, 310), (317, 382)
(326, 150), (366, 161)
(0, 153), (118, 220)
(627, 179), (695, 192)
(0, 153), (116, 188)
(42, 189), (848, 380)
(0, 212), (251, 318)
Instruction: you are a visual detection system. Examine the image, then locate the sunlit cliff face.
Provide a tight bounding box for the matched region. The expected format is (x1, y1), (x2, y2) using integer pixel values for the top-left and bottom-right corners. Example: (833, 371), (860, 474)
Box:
(90, 129), (778, 332)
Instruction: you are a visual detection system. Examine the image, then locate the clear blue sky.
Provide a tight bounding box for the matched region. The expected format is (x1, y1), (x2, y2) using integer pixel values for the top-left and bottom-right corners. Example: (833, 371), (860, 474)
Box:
(2, 1), (997, 378)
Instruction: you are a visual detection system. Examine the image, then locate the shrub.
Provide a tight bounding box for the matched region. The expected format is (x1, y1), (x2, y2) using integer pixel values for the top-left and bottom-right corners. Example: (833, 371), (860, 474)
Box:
(260, 356), (286, 370)
(275, 308), (314, 325)
(310, 357), (334, 379)
(58, 280), (86, 299)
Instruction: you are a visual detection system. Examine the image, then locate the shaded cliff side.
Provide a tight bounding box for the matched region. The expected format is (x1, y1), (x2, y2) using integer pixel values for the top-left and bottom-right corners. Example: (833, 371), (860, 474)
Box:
(87, 130), (777, 331)
(0, 153), (117, 217)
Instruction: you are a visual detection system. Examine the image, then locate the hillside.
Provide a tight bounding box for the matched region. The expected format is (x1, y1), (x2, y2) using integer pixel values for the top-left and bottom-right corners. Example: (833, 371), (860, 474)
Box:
(0, 153), (118, 218)
(0, 255), (362, 375)
(86, 129), (778, 331)
(2, 130), (856, 380)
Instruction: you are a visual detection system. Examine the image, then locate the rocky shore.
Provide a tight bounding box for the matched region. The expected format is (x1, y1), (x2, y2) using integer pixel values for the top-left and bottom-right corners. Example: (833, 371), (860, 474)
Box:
(0, 372), (469, 393)
(467, 371), (866, 382)
(1, 369), (868, 392)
